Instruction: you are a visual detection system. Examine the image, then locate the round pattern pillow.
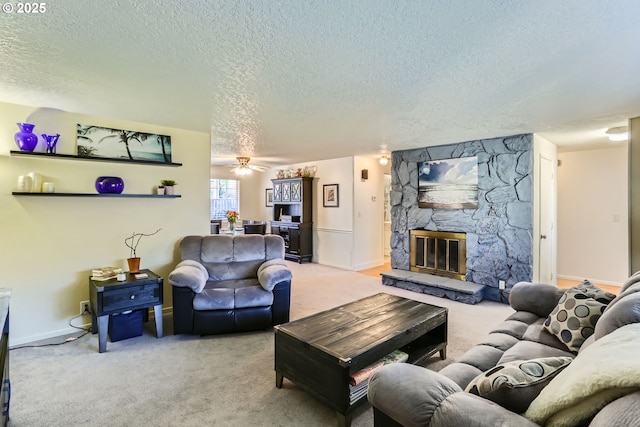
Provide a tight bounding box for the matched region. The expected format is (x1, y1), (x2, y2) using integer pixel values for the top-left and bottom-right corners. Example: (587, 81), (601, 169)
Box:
(465, 356), (573, 413)
(544, 289), (607, 352)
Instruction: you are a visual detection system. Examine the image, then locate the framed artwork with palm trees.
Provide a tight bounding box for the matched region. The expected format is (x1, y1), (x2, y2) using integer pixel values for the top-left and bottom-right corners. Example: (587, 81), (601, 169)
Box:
(76, 124), (172, 163)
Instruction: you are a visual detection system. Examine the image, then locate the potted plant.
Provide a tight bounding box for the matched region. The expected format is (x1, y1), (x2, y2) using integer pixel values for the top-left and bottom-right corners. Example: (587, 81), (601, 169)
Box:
(157, 185), (165, 195)
(124, 228), (161, 273)
(161, 179), (177, 195)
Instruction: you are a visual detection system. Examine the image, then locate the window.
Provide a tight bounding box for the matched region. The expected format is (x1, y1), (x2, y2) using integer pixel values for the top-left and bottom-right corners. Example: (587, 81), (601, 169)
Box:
(210, 179), (240, 220)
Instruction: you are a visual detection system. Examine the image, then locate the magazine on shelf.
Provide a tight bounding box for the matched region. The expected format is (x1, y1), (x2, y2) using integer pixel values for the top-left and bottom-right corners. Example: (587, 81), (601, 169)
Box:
(348, 349), (409, 403)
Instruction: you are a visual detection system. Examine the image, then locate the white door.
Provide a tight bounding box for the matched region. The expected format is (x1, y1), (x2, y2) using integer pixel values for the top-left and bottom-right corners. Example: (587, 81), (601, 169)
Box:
(538, 154), (554, 284)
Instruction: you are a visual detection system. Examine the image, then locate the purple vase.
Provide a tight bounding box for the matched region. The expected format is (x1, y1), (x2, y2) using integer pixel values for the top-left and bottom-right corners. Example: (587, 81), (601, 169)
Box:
(95, 176), (125, 194)
(14, 123), (38, 152)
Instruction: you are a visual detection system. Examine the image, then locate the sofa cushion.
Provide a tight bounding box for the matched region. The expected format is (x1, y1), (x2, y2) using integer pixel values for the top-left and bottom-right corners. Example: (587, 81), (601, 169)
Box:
(498, 341), (575, 365)
(438, 362), (484, 389)
(522, 319), (573, 351)
(490, 319), (529, 340)
(465, 356), (573, 413)
(235, 286), (274, 308)
(594, 292), (640, 340)
(544, 289), (607, 352)
(477, 332), (520, 352)
(193, 288), (234, 310)
(509, 282), (566, 318)
(573, 280), (617, 305)
(458, 345), (506, 373)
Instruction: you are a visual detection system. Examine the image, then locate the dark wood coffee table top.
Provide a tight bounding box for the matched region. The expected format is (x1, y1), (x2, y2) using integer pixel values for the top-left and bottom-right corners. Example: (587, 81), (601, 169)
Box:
(278, 293), (446, 366)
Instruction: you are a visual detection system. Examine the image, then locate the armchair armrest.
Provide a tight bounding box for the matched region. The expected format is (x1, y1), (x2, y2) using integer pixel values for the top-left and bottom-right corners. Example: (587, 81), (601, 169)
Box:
(257, 260), (292, 291)
(509, 281), (565, 318)
(368, 364), (538, 427)
(168, 260), (208, 293)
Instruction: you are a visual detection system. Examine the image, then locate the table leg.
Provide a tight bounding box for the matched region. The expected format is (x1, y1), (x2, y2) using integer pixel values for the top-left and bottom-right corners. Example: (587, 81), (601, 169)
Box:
(440, 347), (447, 360)
(153, 304), (163, 338)
(91, 311), (97, 334)
(275, 372), (284, 388)
(97, 315), (108, 353)
(337, 412), (352, 427)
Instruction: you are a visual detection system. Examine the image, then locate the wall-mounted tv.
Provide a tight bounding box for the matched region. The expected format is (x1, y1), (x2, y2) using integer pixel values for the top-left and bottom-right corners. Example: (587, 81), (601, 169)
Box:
(417, 156), (478, 209)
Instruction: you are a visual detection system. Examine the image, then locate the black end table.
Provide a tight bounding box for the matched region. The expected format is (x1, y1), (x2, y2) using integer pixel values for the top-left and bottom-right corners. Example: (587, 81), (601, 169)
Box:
(89, 269), (163, 353)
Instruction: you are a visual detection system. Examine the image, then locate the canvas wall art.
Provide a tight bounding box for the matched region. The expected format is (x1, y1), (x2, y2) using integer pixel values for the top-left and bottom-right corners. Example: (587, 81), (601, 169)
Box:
(418, 156), (478, 209)
(76, 124), (172, 163)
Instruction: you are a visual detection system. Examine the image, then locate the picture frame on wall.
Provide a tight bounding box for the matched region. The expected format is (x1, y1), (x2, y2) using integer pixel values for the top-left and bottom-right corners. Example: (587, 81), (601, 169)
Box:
(76, 124), (172, 163)
(417, 156), (478, 209)
(265, 188), (273, 207)
(323, 184), (339, 207)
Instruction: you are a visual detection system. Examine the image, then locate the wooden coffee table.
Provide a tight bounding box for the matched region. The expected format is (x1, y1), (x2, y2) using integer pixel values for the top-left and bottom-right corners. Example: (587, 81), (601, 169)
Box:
(274, 293), (447, 426)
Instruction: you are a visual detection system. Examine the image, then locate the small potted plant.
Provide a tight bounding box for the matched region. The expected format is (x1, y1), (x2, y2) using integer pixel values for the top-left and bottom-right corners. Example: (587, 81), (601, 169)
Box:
(161, 179), (177, 195)
(226, 210), (239, 231)
(124, 228), (161, 273)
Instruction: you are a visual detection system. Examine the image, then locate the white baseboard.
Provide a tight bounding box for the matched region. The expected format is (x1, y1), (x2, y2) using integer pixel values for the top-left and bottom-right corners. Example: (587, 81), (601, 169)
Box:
(557, 275), (622, 287)
(354, 259), (386, 271)
(11, 306), (174, 347)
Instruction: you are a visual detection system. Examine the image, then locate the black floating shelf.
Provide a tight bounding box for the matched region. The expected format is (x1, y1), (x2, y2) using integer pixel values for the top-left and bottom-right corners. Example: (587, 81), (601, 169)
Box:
(12, 192), (181, 198)
(9, 150), (182, 167)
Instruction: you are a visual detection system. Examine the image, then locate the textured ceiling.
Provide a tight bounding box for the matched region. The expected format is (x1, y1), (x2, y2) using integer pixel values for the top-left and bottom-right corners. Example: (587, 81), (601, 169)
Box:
(1, 0), (640, 167)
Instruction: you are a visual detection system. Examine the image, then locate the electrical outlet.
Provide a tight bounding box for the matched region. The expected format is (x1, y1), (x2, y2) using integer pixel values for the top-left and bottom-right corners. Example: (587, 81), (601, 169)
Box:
(80, 300), (90, 315)
(499, 280), (506, 290)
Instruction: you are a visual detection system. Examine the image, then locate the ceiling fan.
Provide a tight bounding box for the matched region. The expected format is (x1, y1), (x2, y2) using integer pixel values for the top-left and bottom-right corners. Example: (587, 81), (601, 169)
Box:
(228, 156), (268, 175)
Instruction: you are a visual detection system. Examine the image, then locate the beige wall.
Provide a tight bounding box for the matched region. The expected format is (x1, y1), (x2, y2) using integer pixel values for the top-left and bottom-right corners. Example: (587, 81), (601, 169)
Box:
(250, 157), (386, 270)
(557, 145), (628, 285)
(1, 102), (210, 345)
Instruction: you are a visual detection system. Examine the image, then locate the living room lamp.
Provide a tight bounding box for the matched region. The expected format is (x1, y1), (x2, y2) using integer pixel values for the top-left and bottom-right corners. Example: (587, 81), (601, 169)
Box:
(606, 126), (629, 142)
(379, 155), (389, 166)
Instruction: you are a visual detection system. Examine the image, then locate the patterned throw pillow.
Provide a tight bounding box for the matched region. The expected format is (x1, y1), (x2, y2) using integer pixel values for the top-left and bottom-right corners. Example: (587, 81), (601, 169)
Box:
(465, 357), (573, 414)
(573, 280), (616, 305)
(544, 288), (607, 352)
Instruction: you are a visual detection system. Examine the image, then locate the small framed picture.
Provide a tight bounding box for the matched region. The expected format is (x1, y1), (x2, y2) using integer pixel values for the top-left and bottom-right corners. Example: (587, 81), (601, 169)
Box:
(265, 188), (273, 207)
(323, 184), (339, 207)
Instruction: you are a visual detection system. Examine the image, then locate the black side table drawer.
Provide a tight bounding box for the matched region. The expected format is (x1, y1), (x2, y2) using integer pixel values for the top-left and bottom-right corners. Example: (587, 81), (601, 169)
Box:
(102, 284), (160, 312)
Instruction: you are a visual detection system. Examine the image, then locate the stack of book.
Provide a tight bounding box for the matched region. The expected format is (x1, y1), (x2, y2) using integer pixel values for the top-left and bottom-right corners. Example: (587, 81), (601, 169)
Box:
(348, 349), (409, 404)
(90, 267), (124, 281)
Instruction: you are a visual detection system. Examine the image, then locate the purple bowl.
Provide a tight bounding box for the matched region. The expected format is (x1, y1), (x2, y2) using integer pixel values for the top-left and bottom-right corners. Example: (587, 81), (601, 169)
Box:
(95, 176), (124, 194)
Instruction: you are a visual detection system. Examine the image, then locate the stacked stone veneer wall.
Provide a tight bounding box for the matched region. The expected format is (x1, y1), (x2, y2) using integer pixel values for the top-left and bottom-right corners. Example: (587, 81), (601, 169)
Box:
(390, 134), (533, 302)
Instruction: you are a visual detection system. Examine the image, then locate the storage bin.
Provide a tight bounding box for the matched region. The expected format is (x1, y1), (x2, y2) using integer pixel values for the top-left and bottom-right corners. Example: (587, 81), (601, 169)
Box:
(108, 309), (143, 342)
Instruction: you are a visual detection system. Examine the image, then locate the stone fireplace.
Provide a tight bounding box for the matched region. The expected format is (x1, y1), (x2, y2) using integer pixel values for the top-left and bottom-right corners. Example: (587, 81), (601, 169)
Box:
(389, 134), (535, 303)
(410, 229), (466, 281)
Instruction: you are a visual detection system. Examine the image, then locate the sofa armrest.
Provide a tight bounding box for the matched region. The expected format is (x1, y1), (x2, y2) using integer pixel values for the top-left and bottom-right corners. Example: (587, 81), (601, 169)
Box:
(509, 281), (565, 318)
(368, 364), (538, 427)
(258, 262), (292, 291)
(431, 392), (539, 427)
(168, 260), (208, 293)
(368, 363), (462, 427)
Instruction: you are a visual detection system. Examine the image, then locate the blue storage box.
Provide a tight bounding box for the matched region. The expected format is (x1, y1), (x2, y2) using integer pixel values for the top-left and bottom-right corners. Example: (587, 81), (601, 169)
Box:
(108, 309), (143, 342)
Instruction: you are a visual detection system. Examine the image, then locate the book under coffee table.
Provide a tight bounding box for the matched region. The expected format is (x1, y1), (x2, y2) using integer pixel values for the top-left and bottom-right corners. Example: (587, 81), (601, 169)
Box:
(274, 293), (447, 427)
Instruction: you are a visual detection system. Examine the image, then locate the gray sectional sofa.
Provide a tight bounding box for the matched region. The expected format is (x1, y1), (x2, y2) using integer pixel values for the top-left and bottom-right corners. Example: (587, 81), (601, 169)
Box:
(169, 234), (292, 335)
(368, 274), (640, 427)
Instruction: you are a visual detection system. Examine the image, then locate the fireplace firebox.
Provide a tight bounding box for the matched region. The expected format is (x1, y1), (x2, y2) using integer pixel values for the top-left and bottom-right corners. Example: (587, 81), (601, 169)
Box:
(410, 230), (467, 281)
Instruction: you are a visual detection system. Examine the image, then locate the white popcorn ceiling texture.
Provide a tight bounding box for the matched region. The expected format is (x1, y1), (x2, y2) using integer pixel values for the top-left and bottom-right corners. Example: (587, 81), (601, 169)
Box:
(1, 0), (639, 166)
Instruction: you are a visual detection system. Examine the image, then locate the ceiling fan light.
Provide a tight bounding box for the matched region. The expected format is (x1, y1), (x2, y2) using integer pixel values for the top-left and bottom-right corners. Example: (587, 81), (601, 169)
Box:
(606, 126), (629, 142)
(379, 155), (389, 165)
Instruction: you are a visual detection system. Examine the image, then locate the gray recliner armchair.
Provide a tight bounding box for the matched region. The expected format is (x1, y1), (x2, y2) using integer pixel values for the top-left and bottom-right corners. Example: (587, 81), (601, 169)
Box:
(168, 234), (292, 335)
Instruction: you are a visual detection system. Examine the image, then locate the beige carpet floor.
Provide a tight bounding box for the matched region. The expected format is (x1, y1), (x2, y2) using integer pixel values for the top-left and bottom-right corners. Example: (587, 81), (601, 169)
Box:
(8, 262), (513, 426)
